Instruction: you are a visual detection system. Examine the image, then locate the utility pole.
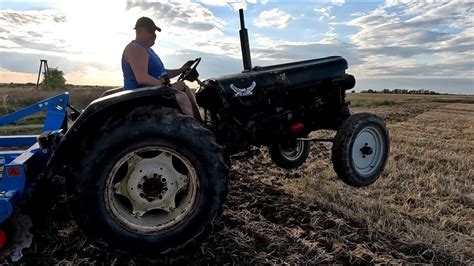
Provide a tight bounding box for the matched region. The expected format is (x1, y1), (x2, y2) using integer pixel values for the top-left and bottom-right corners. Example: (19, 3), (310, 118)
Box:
(35, 59), (49, 90)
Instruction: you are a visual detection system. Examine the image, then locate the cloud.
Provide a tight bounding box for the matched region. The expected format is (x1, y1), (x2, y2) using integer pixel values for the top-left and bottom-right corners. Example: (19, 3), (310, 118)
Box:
(348, 2), (473, 50)
(199, 0), (228, 6)
(346, 1), (474, 80)
(126, 1), (225, 33)
(249, 36), (364, 67)
(0, 9), (74, 54)
(253, 8), (293, 29)
(0, 10), (66, 25)
(197, 0), (260, 11)
(313, 0), (346, 21)
(354, 54), (473, 79)
(314, 6), (337, 21)
(330, 0), (345, 6)
(198, 0), (268, 7)
(229, 0), (257, 11)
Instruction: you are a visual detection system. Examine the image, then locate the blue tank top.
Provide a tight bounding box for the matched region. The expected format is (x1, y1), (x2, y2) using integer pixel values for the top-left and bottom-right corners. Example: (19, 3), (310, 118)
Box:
(122, 40), (167, 90)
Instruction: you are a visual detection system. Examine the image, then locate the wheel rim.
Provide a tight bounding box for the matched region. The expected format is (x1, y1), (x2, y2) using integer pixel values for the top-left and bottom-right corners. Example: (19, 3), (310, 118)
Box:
(351, 126), (386, 177)
(279, 141), (306, 161)
(104, 146), (199, 235)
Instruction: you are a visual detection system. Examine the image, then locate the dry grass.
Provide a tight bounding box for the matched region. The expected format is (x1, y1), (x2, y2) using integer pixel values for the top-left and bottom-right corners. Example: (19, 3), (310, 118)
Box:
(0, 86), (109, 135)
(1, 87), (473, 263)
(280, 94), (474, 263)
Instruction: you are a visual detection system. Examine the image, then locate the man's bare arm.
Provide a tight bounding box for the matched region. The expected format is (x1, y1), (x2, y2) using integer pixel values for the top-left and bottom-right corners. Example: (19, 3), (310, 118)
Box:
(126, 44), (163, 86)
(166, 68), (183, 79)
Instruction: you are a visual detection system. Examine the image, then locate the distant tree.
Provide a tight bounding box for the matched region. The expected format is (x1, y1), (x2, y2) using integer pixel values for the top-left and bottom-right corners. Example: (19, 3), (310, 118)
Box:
(361, 88), (440, 95)
(42, 68), (66, 90)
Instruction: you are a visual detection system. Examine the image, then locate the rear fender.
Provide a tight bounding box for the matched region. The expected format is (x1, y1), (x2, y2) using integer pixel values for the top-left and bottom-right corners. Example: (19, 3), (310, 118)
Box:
(47, 86), (181, 176)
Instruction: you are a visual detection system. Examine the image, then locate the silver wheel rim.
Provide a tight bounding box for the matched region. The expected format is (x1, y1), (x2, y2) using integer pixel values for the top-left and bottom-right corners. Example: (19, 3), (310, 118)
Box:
(104, 146), (199, 235)
(279, 141), (306, 161)
(351, 126), (386, 177)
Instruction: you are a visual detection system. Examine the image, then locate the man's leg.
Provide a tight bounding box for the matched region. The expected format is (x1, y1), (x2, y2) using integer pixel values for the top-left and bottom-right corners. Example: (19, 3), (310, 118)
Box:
(181, 86), (203, 122)
(175, 91), (194, 117)
(171, 81), (203, 122)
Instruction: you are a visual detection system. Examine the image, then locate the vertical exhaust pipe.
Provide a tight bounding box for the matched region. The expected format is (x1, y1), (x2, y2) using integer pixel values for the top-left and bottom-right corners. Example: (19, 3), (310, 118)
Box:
(239, 9), (252, 71)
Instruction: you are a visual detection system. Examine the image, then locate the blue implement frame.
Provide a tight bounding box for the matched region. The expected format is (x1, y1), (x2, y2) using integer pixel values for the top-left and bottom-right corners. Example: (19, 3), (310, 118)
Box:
(0, 93), (69, 223)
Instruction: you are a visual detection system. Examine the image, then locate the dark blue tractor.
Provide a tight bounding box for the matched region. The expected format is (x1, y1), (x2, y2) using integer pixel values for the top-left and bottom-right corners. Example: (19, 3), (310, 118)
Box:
(0, 10), (389, 261)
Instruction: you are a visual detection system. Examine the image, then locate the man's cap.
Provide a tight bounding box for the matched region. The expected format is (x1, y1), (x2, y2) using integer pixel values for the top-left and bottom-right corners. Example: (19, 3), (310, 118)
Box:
(134, 17), (161, 32)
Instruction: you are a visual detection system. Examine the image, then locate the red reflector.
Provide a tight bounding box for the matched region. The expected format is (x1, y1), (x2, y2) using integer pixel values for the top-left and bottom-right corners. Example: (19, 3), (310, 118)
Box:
(6, 166), (21, 177)
(290, 123), (305, 133)
(0, 230), (6, 249)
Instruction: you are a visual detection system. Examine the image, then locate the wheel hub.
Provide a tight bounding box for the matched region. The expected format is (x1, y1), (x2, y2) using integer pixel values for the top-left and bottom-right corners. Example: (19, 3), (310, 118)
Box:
(351, 126), (385, 177)
(140, 176), (168, 202)
(114, 151), (189, 216)
(360, 145), (373, 156)
(106, 146), (199, 234)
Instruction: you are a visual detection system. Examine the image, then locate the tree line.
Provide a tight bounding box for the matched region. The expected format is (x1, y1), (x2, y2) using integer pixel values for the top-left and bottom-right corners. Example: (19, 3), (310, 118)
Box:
(358, 89), (440, 95)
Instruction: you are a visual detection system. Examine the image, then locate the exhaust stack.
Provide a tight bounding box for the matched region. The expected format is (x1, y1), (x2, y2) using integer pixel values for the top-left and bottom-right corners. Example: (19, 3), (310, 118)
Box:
(239, 9), (252, 71)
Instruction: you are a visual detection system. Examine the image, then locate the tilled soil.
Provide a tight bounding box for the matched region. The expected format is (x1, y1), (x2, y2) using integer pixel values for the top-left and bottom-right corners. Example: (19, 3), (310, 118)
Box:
(18, 160), (394, 264)
(19, 155), (453, 264)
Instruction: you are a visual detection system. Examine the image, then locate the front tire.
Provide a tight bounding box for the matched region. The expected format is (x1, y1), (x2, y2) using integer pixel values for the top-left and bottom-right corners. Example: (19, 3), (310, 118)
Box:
(68, 107), (228, 254)
(331, 113), (389, 187)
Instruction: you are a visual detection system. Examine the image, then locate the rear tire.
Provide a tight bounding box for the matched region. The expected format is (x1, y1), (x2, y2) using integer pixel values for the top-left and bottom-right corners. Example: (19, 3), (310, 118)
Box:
(68, 107), (228, 254)
(269, 140), (310, 169)
(332, 113), (389, 187)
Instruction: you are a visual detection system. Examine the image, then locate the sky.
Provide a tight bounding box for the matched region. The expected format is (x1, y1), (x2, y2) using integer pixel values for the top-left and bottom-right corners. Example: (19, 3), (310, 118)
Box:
(0, 0), (473, 94)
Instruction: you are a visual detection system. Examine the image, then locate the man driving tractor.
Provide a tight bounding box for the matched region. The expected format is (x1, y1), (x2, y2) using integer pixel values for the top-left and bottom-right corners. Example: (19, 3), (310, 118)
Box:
(121, 16), (202, 122)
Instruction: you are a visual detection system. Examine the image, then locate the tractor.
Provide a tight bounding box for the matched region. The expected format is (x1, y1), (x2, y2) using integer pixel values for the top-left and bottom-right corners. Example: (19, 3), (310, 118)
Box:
(0, 10), (389, 261)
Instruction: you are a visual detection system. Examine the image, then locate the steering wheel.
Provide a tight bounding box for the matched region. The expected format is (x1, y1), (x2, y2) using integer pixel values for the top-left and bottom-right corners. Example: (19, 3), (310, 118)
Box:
(178, 57), (201, 82)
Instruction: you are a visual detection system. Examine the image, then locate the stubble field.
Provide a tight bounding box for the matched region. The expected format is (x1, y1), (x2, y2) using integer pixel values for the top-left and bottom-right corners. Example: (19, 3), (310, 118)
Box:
(1, 86), (473, 264)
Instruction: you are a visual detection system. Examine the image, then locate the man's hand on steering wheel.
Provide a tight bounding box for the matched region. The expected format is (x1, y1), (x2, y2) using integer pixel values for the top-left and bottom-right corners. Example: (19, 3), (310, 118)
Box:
(178, 58), (201, 82)
(179, 60), (195, 74)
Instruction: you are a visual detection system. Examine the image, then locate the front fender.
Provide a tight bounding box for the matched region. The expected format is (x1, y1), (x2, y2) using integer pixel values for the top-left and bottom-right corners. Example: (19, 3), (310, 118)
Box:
(47, 85), (180, 176)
